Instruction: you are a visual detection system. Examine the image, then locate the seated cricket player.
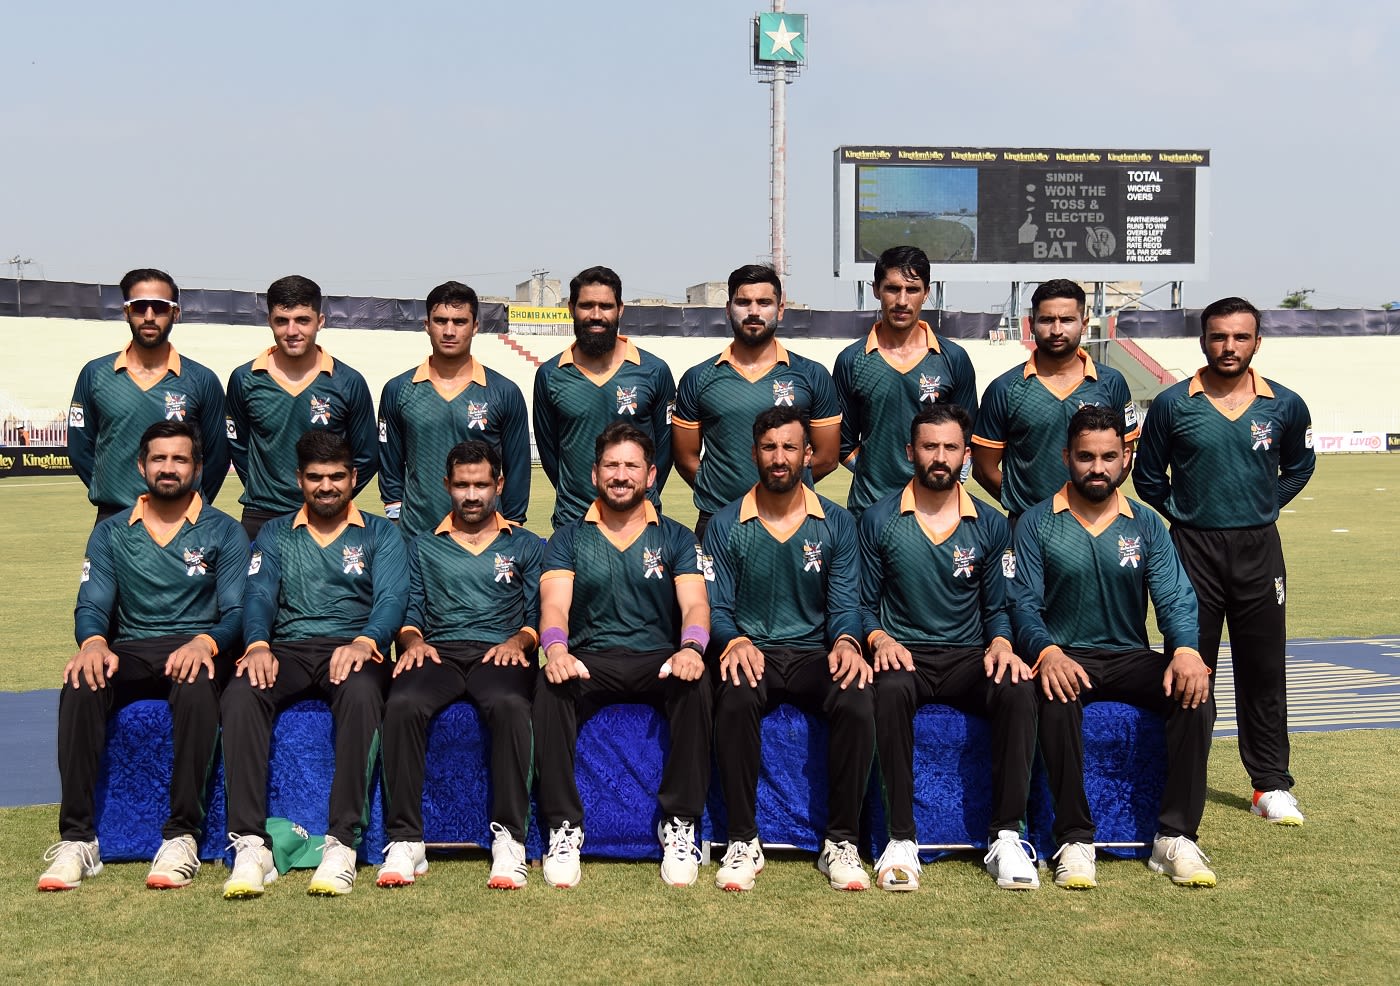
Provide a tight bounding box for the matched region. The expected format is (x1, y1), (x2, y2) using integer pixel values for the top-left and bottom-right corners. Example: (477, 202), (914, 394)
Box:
(1011, 405), (1216, 889)
(377, 440), (542, 890)
(220, 430), (408, 898)
(860, 404), (1038, 892)
(39, 420), (249, 891)
(532, 422), (712, 888)
(706, 406), (875, 892)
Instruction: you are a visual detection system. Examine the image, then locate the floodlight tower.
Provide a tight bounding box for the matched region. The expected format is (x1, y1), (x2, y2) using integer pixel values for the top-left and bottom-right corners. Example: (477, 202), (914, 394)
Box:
(752, 5), (806, 277)
(6, 255), (34, 280)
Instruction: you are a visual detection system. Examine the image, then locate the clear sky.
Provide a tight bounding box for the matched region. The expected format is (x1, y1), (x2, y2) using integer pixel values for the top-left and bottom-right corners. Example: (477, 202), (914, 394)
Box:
(2, 1), (1396, 312)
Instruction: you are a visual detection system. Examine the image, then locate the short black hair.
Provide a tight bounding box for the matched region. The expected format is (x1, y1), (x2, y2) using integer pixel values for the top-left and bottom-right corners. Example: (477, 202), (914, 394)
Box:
(138, 419), (201, 464)
(120, 268), (179, 303)
(727, 264), (783, 302)
(752, 405), (810, 447)
(1200, 296), (1261, 335)
(1030, 278), (1086, 314)
(909, 403), (973, 447)
(873, 246), (930, 291)
(267, 274), (323, 314)
(594, 421), (654, 467)
(296, 430), (352, 470)
(426, 280), (480, 322)
(568, 266), (623, 307)
(1067, 404), (1125, 446)
(445, 439), (501, 481)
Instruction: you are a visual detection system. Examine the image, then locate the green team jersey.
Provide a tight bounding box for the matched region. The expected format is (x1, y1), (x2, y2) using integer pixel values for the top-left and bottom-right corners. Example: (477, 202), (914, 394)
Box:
(378, 359), (531, 535)
(542, 502), (701, 654)
(858, 482), (1013, 648)
(402, 513), (543, 645)
(75, 495), (249, 655)
(673, 342), (842, 514)
(225, 347), (378, 514)
(244, 505), (408, 655)
(833, 321), (979, 516)
(68, 346), (230, 509)
(533, 338), (676, 529)
(973, 350), (1141, 517)
(1133, 369), (1315, 529)
(1010, 488), (1199, 660)
(702, 487), (862, 653)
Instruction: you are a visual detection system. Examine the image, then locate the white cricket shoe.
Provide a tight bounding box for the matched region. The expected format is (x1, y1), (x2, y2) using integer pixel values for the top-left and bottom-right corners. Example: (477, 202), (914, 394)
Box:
(874, 838), (921, 892)
(543, 821), (583, 888)
(147, 834), (200, 889)
(1252, 789), (1305, 826)
(376, 840), (428, 887)
(307, 835), (357, 896)
(714, 838), (764, 892)
(37, 839), (102, 891)
(983, 830), (1040, 890)
(1052, 841), (1097, 889)
(818, 839), (870, 891)
(658, 817), (702, 887)
(1149, 834), (1217, 887)
(488, 823), (528, 890)
(222, 833), (276, 899)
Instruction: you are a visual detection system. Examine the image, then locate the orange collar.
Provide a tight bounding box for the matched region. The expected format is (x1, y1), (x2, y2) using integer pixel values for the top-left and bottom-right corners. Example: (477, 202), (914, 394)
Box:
(252, 346), (335, 375)
(898, 481), (977, 519)
(715, 340), (791, 367)
(128, 492), (203, 526)
(412, 357), (488, 386)
(559, 336), (641, 367)
(433, 511), (514, 536)
(1023, 348), (1098, 380)
(738, 485), (825, 522)
(864, 320), (939, 354)
(114, 345), (182, 376)
(583, 499), (659, 526)
(1188, 367), (1274, 399)
(1051, 485), (1134, 519)
(292, 503), (366, 529)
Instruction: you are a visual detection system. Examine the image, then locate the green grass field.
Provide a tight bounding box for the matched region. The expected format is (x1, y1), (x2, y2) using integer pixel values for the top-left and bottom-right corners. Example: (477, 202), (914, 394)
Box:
(2, 458), (1397, 984)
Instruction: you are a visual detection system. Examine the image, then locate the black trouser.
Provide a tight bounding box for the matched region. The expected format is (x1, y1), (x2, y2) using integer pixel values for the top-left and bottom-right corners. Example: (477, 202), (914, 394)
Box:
(221, 637), (389, 848)
(1172, 523), (1293, 792)
(714, 647), (875, 845)
(1037, 649), (1214, 845)
(57, 635), (224, 842)
(532, 649), (712, 831)
(240, 506), (284, 544)
(874, 645), (1036, 842)
(381, 640), (536, 842)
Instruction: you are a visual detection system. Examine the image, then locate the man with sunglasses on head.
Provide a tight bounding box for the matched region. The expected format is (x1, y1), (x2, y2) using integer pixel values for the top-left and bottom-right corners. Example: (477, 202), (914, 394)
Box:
(69, 268), (230, 523)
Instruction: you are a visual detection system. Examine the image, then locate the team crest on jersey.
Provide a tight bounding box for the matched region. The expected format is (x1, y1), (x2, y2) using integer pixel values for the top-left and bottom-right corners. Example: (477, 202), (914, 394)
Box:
(248, 551), (262, 576)
(183, 547), (208, 577)
(309, 396), (332, 425)
(642, 547), (665, 579)
(951, 545), (976, 578)
(342, 544), (366, 575)
(695, 545), (715, 582)
(69, 403), (85, 428)
(616, 386), (639, 415)
(493, 553), (516, 584)
(163, 392), (188, 421)
(918, 374), (942, 403)
(80, 557), (91, 583)
(225, 416), (237, 440)
(1117, 535), (1142, 569)
(801, 539), (823, 573)
(1275, 576), (1285, 605)
(1250, 419), (1274, 451)
(1001, 549), (1016, 579)
(378, 419), (388, 443)
(772, 380), (796, 407)
(467, 400), (489, 430)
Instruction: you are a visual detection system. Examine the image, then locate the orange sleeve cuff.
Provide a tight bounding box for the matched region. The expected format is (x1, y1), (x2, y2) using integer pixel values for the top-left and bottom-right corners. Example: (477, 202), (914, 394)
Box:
(719, 636), (752, 658)
(79, 635), (108, 650)
(866, 629), (889, 648)
(519, 626), (540, 648)
(353, 635), (385, 663)
(194, 633), (219, 658)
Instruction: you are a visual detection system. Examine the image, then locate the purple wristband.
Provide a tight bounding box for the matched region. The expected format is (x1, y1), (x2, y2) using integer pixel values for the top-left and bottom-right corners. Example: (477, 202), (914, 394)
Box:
(541, 628), (568, 652)
(680, 625), (709, 652)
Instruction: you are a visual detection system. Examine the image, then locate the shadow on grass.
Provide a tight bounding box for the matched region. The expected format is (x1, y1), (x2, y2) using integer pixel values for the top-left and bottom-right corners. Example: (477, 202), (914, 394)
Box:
(1206, 785), (1251, 811)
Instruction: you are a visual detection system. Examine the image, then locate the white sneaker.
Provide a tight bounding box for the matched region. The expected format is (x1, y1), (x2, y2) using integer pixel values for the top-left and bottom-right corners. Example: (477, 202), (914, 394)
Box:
(307, 835), (357, 896)
(1052, 841), (1097, 889)
(222, 833), (276, 899)
(983, 830), (1040, 890)
(874, 838), (921, 892)
(487, 823), (528, 890)
(147, 834), (201, 889)
(714, 838), (765, 892)
(1252, 789), (1305, 826)
(817, 839), (870, 891)
(658, 817), (702, 887)
(543, 822), (584, 888)
(376, 840), (428, 888)
(37, 839), (102, 891)
(1149, 834), (1217, 887)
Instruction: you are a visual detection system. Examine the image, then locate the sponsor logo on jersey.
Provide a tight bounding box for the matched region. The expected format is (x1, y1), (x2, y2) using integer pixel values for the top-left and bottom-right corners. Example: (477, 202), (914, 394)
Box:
(80, 557), (91, 583)
(951, 545), (975, 578)
(918, 374), (942, 403)
(1250, 419), (1274, 451)
(642, 546), (665, 579)
(378, 419), (388, 443)
(1001, 548), (1015, 579)
(309, 395), (332, 425)
(467, 400), (489, 430)
(342, 544), (366, 575)
(666, 400), (675, 425)
(695, 545), (715, 582)
(1124, 402), (1140, 430)
(248, 551), (262, 576)
(773, 380), (795, 407)
(493, 552), (516, 584)
(69, 403), (85, 428)
(1117, 535), (1142, 569)
(183, 547), (208, 577)
(1304, 427), (1313, 449)
(225, 417), (238, 440)
(801, 539), (823, 573)
(163, 392), (188, 421)
(1275, 576), (1285, 605)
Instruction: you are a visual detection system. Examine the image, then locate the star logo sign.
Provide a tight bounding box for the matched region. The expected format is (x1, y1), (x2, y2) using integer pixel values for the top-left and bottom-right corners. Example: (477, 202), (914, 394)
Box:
(766, 17), (801, 56)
